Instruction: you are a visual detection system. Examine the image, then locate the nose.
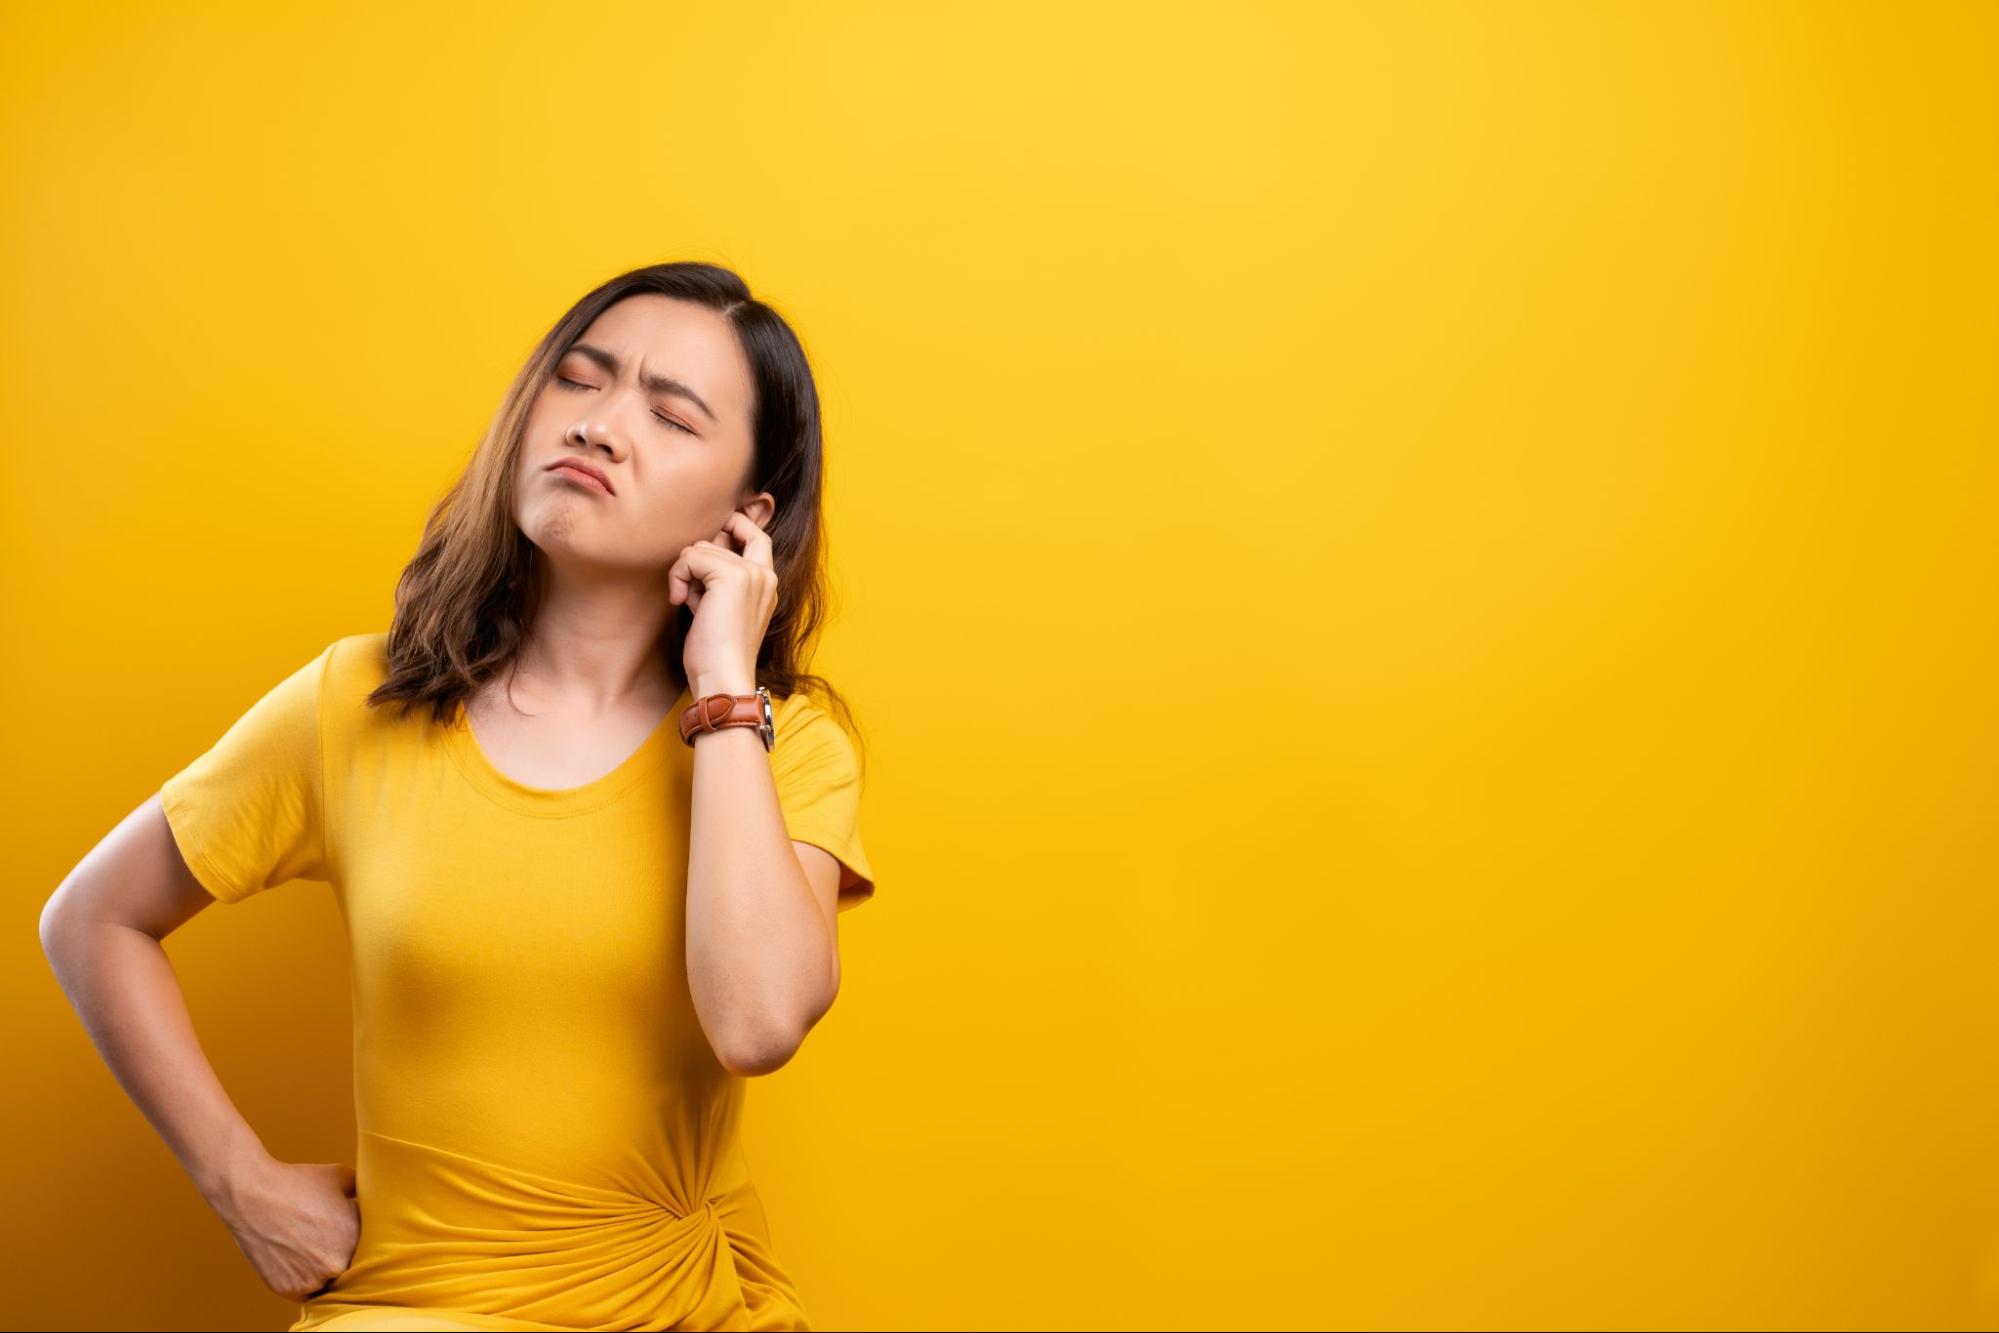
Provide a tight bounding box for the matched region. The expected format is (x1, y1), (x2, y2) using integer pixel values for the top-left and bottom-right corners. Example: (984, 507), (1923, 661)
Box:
(571, 419), (620, 456)
(569, 384), (662, 458)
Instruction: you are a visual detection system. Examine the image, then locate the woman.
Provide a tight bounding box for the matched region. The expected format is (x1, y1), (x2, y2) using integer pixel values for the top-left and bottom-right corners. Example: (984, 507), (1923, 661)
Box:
(38, 261), (878, 1331)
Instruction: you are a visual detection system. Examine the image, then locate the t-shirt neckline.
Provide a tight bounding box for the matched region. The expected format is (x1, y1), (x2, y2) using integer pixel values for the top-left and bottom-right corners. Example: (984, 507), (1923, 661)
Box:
(442, 685), (692, 818)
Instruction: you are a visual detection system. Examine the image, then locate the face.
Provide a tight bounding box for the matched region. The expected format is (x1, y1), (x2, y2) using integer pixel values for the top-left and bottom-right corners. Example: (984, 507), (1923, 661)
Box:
(514, 292), (771, 574)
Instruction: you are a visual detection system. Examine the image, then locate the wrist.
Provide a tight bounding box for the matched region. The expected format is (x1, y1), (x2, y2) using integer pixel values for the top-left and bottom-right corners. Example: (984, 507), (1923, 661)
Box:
(688, 670), (757, 697)
(195, 1135), (274, 1221)
(678, 679), (775, 751)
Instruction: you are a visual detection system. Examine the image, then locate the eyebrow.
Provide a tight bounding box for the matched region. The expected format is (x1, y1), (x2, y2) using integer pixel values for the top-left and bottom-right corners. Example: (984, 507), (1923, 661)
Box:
(563, 343), (720, 424)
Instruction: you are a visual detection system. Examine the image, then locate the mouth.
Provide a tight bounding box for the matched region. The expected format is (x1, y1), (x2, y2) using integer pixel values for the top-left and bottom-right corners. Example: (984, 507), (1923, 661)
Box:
(547, 460), (614, 496)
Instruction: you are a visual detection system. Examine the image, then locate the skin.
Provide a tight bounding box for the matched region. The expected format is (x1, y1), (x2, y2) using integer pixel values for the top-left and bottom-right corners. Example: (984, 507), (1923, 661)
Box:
(37, 291), (846, 1304)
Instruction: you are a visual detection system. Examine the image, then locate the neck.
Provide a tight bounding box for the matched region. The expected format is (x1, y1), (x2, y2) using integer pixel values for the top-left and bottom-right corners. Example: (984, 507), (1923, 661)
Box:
(513, 559), (684, 710)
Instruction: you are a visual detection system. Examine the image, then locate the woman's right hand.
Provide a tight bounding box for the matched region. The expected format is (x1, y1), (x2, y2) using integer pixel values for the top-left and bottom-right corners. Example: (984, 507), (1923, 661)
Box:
(211, 1155), (361, 1302)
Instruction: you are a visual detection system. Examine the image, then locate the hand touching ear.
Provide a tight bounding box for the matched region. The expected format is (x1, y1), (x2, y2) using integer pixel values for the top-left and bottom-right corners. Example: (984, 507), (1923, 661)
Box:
(670, 510), (778, 696)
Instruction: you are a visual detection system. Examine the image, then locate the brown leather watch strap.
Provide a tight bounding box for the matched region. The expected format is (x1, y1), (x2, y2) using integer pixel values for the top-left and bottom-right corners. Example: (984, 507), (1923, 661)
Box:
(678, 686), (774, 750)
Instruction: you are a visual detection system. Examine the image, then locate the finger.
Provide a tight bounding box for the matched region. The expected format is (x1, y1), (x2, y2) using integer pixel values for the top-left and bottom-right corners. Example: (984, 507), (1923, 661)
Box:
(688, 540), (756, 581)
(720, 511), (775, 570)
(667, 551), (690, 605)
(670, 543), (733, 605)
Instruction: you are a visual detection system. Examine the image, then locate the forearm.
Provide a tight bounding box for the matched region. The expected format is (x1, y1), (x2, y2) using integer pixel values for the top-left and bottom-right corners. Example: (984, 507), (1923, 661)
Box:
(40, 915), (271, 1211)
(683, 706), (836, 1075)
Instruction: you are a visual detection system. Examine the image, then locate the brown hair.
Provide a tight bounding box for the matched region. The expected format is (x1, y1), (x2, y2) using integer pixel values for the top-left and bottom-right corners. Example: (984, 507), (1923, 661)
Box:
(364, 260), (865, 778)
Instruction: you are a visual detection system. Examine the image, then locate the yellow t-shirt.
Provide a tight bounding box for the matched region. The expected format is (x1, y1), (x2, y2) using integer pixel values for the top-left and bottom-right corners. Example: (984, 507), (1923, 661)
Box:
(160, 631), (875, 1332)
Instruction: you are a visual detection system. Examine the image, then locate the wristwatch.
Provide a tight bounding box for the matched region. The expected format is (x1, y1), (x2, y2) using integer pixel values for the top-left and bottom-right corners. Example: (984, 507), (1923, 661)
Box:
(679, 685), (775, 751)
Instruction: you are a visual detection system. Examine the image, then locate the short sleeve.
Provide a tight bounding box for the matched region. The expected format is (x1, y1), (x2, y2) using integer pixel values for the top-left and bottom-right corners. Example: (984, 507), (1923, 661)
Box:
(769, 695), (876, 912)
(159, 642), (335, 905)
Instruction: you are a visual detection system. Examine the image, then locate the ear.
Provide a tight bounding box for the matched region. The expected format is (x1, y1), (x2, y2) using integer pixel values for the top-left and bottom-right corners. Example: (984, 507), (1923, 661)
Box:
(739, 490), (778, 530)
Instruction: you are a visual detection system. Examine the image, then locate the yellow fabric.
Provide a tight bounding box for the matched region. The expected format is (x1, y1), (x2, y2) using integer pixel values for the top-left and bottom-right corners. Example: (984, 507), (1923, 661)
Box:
(159, 631), (875, 1331)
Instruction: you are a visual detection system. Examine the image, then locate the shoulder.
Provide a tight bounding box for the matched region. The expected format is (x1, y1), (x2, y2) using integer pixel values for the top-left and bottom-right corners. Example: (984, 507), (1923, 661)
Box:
(321, 630), (390, 693)
(318, 630), (400, 732)
(769, 688), (848, 748)
(767, 688), (863, 781)
(769, 687), (826, 730)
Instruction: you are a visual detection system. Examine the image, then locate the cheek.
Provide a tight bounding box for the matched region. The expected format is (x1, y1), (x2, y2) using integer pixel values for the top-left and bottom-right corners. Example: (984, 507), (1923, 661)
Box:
(628, 493), (724, 567)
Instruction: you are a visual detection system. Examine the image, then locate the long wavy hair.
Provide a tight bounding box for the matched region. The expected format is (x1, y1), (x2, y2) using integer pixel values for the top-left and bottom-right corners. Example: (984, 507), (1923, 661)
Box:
(363, 260), (865, 778)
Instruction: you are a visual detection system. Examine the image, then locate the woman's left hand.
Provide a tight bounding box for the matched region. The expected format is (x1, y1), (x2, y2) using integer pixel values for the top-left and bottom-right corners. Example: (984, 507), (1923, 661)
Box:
(670, 509), (778, 696)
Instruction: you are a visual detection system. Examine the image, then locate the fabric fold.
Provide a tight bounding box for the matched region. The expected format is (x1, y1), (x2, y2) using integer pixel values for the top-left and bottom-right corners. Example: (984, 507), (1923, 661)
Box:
(292, 1130), (805, 1332)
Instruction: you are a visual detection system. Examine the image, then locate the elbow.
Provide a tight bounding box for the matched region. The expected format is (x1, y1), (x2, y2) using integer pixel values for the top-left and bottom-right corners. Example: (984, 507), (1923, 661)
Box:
(39, 870), (93, 953)
(38, 891), (71, 960)
(707, 970), (840, 1077)
(713, 1001), (822, 1077)
(38, 896), (83, 993)
(716, 1027), (800, 1078)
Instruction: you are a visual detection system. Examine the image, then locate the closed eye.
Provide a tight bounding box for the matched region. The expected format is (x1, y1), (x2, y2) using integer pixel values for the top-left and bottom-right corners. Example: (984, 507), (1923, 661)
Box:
(555, 376), (695, 435)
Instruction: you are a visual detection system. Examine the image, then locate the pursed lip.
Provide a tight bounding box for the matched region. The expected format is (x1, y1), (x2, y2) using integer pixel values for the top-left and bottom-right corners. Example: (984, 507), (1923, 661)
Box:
(546, 458), (615, 495)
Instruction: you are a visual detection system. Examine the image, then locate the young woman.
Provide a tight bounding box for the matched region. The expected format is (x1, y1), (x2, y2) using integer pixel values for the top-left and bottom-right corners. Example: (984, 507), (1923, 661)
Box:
(39, 261), (878, 1331)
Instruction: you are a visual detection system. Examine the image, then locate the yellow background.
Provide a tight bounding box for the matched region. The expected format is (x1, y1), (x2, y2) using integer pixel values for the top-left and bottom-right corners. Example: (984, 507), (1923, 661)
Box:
(6, 1), (1995, 1327)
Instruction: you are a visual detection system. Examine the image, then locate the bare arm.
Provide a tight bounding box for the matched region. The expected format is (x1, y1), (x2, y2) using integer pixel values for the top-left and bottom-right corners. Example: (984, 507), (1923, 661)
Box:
(682, 689), (847, 1078)
(38, 793), (359, 1301)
